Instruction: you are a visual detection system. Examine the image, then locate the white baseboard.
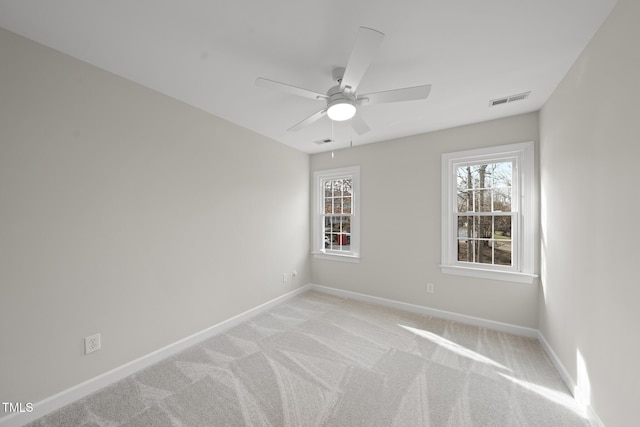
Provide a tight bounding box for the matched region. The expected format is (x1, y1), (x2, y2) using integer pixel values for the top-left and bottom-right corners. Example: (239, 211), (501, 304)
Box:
(535, 331), (578, 397)
(536, 331), (604, 427)
(585, 406), (606, 427)
(0, 284), (311, 427)
(310, 284), (539, 338)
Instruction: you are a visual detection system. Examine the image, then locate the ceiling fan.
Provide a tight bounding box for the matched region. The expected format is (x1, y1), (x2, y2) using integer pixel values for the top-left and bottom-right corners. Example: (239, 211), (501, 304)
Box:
(255, 27), (431, 135)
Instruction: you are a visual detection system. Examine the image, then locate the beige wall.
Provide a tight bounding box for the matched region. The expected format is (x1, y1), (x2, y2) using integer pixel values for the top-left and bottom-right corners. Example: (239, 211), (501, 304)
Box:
(0, 28), (310, 407)
(539, 0), (640, 424)
(311, 112), (540, 328)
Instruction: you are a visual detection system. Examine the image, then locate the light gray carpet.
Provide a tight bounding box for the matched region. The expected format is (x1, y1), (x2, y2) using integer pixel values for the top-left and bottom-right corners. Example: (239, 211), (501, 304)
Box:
(27, 291), (589, 426)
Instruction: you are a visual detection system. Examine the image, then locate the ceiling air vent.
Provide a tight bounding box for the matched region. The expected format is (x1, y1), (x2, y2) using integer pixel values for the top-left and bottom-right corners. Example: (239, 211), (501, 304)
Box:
(313, 138), (333, 145)
(489, 91), (531, 107)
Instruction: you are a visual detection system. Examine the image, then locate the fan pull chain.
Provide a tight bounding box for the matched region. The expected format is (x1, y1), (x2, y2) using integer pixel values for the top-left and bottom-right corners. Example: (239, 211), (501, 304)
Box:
(350, 122), (353, 149)
(331, 119), (335, 159)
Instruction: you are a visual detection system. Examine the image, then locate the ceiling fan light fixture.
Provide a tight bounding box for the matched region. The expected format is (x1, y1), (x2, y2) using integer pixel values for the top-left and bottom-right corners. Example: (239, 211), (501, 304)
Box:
(327, 100), (356, 121)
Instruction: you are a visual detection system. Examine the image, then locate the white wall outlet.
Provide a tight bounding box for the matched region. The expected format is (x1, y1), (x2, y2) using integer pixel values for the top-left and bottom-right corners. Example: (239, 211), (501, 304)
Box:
(85, 333), (101, 355)
(282, 273), (289, 283)
(426, 283), (435, 294)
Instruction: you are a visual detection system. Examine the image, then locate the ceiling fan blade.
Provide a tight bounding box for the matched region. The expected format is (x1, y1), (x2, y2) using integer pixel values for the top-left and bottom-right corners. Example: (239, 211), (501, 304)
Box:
(288, 109), (327, 132)
(359, 84), (431, 105)
(340, 27), (385, 94)
(351, 114), (370, 135)
(256, 77), (328, 101)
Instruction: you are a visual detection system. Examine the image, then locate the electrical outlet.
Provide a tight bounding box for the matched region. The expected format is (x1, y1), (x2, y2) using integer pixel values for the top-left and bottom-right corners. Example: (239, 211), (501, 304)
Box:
(282, 273), (289, 283)
(85, 333), (101, 355)
(426, 283), (435, 294)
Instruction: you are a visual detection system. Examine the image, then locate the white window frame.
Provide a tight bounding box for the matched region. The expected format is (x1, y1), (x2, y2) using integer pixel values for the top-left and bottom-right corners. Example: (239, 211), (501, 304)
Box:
(312, 166), (360, 263)
(441, 142), (537, 284)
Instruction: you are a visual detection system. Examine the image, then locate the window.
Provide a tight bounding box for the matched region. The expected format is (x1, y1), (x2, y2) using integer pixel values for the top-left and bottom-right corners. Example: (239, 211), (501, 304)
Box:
(441, 142), (536, 283)
(312, 166), (360, 262)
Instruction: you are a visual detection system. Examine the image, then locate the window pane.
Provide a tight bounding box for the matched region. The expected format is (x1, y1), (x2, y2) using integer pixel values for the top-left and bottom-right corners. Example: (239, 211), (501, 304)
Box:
(494, 240), (512, 265)
(473, 189), (491, 212)
(477, 216), (492, 239)
(324, 180), (332, 197)
(457, 216), (473, 238)
(494, 215), (511, 238)
(457, 191), (471, 212)
(328, 233), (336, 250)
(343, 197), (352, 214)
(344, 179), (353, 196)
(471, 165), (486, 189)
(475, 240), (492, 264)
(473, 164), (490, 189)
(324, 215), (334, 250)
(463, 166), (477, 189)
(324, 216), (333, 233)
(334, 197), (342, 214)
(458, 239), (469, 262)
(332, 180), (343, 197)
(335, 234), (350, 249)
(340, 216), (351, 233)
(493, 188), (511, 211)
(324, 199), (333, 214)
(490, 162), (512, 188)
(457, 166), (473, 191)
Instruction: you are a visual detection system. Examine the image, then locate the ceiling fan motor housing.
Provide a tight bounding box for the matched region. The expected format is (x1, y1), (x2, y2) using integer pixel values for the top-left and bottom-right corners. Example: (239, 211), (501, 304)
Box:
(326, 85), (357, 121)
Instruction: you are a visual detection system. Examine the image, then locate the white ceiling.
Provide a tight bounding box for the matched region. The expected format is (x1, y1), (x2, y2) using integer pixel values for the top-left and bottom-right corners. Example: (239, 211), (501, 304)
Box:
(0, 0), (618, 154)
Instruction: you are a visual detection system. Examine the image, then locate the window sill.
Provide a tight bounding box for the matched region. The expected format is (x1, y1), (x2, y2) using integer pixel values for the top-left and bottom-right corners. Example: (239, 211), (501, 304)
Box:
(313, 251), (360, 263)
(440, 264), (537, 284)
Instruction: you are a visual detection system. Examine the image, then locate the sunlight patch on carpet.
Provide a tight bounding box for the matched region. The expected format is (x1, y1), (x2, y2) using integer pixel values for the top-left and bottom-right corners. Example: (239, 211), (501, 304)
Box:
(398, 324), (510, 370)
